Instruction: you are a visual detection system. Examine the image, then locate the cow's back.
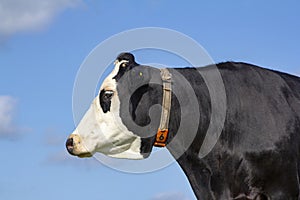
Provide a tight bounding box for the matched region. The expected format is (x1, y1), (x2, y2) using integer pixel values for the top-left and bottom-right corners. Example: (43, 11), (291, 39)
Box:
(202, 62), (300, 199)
(216, 62), (300, 152)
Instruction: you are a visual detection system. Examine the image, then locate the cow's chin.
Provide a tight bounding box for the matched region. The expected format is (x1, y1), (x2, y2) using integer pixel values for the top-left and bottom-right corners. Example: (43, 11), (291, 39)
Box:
(77, 152), (93, 158)
(68, 150), (93, 158)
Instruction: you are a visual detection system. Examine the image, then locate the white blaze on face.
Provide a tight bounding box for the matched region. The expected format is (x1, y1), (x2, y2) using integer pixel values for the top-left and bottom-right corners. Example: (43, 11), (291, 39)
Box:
(70, 60), (144, 159)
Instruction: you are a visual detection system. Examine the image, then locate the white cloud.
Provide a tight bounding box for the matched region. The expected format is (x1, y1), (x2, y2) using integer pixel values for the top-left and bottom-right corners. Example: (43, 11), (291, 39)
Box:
(0, 96), (17, 136)
(0, 0), (82, 36)
(0, 95), (20, 139)
(151, 191), (191, 200)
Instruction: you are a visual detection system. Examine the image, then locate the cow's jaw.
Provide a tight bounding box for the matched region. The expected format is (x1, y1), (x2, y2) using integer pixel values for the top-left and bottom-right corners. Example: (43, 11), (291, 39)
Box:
(66, 59), (144, 159)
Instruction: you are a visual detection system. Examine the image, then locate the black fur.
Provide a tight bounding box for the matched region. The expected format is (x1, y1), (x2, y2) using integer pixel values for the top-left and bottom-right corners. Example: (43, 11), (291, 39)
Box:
(113, 53), (300, 199)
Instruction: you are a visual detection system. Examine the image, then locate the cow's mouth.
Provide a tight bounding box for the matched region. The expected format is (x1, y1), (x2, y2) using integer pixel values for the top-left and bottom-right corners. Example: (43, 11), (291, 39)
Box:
(77, 152), (93, 158)
(66, 135), (93, 158)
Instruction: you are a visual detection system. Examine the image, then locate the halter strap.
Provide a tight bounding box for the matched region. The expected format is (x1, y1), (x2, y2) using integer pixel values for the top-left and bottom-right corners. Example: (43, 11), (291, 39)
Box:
(154, 68), (172, 147)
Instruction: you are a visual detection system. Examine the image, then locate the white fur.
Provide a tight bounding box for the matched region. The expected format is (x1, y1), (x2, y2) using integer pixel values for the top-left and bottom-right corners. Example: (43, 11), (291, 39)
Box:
(70, 60), (143, 159)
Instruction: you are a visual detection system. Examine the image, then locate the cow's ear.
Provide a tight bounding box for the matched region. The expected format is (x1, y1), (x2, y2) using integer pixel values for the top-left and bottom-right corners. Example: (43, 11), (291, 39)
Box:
(115, 52), (136, 68)
(113, 60), (136, 81)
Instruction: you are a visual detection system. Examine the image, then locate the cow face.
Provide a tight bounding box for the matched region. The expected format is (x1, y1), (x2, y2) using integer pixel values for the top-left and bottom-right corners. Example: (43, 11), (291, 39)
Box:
(66, 53), (162, 159)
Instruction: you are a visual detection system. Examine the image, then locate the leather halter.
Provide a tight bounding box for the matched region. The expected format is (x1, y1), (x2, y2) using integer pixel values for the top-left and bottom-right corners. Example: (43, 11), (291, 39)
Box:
(154, 68), (172, 147)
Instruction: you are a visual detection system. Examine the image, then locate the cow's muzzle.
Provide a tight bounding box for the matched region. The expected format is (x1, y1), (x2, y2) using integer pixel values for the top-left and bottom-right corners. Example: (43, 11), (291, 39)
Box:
(65, 134), (93, 158)
(66, 137), (75, 155)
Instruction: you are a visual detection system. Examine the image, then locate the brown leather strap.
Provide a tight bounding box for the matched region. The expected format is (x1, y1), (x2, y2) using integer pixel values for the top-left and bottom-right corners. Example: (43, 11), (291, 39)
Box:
(154, 68), (172, 147)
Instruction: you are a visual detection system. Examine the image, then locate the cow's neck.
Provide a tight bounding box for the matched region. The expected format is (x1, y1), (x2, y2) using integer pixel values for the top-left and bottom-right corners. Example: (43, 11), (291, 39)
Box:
(165, 68), (211, 155)
(164, 68), (214, 199)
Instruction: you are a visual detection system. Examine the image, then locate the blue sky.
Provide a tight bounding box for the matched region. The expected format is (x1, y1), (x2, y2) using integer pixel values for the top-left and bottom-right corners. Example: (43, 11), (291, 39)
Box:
(0, 0), (299, 200)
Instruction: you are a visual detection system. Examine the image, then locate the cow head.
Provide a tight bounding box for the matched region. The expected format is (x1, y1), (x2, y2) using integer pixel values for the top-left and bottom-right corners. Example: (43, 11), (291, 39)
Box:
(66, 53), (163, 159)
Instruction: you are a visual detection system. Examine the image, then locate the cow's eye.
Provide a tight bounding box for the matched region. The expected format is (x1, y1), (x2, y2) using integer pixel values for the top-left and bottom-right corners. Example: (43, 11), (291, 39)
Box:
(99, 89), (114, 113)
(104, 90), (114, 100)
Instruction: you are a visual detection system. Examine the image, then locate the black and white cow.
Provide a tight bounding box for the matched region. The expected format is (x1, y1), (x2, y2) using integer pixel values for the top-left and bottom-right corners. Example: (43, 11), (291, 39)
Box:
(66, 52), (300, 200)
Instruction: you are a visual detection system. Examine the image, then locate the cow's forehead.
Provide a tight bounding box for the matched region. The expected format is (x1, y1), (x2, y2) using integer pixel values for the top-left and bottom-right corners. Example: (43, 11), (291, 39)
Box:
(100, 76), (116, 91)
(100, 59), (125, 91)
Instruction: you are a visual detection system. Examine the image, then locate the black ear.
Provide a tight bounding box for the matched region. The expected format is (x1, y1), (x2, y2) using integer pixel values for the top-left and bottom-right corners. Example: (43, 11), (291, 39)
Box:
(113, 53), (139, 81)
(116, 52), (136, 66)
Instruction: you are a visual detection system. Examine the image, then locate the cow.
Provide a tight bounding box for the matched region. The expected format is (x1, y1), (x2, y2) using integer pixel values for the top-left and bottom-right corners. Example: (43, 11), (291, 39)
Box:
(66, 52), (300, 200)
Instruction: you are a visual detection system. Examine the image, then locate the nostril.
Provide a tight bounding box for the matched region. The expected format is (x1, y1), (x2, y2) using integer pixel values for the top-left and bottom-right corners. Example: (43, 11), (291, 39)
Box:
(66, 138), (74, 154)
